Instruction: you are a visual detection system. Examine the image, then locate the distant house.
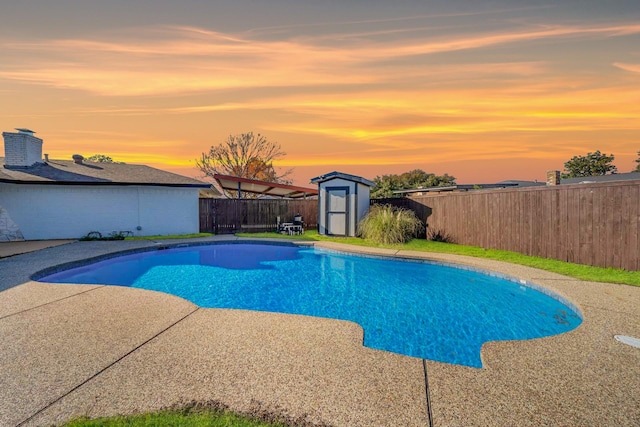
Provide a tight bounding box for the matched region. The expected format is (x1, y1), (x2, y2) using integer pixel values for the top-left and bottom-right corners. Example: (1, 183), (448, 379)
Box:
(495, 180), (546, 188)
(0, 129), (212, 241)
(392, 180), (544, 197)
(541, 169), (640, 186)
(561, 171), (640, 185)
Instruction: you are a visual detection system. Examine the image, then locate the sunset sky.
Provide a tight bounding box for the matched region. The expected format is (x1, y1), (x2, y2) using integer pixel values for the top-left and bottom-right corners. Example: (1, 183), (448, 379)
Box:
(2, 0), (639, 186)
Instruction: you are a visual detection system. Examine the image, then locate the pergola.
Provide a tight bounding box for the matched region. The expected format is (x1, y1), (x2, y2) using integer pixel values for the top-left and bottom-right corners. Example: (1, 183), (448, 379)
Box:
(213, 174), (318, 199)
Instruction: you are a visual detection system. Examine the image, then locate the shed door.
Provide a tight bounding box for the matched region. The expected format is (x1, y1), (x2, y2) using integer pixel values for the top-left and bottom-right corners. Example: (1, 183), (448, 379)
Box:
(326, 187), (349, 236)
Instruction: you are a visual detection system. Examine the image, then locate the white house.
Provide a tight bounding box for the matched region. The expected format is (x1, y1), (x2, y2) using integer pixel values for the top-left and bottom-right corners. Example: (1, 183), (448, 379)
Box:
(311, 171), (375, 237)
(0, 129), (212, 241)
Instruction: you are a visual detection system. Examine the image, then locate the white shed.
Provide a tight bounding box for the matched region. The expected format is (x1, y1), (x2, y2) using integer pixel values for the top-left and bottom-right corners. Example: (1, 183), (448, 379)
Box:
(311, 171), (375, 237)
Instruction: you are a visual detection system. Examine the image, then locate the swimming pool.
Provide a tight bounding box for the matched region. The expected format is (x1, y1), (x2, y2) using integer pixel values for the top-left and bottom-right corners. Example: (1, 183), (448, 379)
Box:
(38, 242), (582, 368)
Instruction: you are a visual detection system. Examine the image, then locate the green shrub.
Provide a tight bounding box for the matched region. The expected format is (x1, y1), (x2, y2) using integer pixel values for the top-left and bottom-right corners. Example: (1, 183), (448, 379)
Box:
(358, 204), (424, 244)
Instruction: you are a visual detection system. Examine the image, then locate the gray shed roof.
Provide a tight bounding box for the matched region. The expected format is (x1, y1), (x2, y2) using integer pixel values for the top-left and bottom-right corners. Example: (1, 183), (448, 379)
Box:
(310, 171), (375, 187)
(0, 157), (211, 188)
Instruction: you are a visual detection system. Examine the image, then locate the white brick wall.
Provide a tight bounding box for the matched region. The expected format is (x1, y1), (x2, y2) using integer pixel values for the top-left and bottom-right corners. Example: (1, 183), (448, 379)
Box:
(0, 183), (201, 239)
(2, 132), (43, 167)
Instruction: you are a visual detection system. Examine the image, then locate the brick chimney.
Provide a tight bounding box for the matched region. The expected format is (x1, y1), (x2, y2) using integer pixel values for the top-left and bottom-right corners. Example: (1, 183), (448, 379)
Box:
(2, 128), (43, 168)
(546, 170), (561, 186)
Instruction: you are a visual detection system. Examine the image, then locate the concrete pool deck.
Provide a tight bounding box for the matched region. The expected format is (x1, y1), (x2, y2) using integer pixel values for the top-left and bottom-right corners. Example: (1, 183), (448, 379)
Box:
(0, 237), (638, 426)
(0, 239), (76, 258)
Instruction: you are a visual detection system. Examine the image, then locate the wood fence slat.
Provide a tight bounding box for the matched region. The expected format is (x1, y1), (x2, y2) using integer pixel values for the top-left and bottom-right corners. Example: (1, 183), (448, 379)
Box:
(542, 190), (553, 259)
(578, 187), (593, 267)
(592, 187), (603, 268)
(620, 186), (634, 270)
(555, 187), (566, 262)
(611, 186), (623, 269)
(532, 191), (542, 258)
(565, 187), (578, 263)
(604, 186), (615, 267)
(636, 185), (640, 271)
(524, 191), (533, 256)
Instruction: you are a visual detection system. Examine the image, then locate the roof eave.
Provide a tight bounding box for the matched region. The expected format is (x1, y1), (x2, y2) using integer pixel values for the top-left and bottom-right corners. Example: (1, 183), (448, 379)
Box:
(0, 179), (211, 188)
(310, 172), (375, 187)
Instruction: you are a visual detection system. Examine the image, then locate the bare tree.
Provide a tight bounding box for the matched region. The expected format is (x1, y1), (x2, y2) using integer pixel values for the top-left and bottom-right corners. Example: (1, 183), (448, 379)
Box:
(196, 132), (292, 184)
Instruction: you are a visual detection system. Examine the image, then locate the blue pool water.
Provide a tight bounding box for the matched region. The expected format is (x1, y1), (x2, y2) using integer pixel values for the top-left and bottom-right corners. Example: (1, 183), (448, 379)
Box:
(39, 243), (582, 368)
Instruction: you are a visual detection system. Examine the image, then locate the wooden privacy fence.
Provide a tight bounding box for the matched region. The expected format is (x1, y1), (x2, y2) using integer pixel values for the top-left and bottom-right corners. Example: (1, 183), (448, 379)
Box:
(200, 198), (318, 234)
(374, 180), (640, 271)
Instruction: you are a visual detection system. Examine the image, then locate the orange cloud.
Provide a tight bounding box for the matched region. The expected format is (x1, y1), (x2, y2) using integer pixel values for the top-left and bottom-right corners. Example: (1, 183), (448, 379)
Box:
(380, 23), (640, 58)
(1, 22), (639, 96)
(613, 62), (640, 73)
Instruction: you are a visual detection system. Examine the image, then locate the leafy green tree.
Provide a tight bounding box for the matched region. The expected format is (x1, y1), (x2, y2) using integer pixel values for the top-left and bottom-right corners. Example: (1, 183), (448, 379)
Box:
(86, 154), (123, 163)
(371, 169), (456, 198)
(370, 174), (404, 198)
(634, 151), (640, 172)
(562, 150), (617, 178)
(196, 132), (291, 185)
(399, 169), (456, 188)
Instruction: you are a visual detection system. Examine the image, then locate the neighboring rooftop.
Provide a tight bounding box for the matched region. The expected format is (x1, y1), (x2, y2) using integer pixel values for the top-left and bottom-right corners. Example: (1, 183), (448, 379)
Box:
(1, 128), (211, 188)
(496, 180), (546, 188)
(0, 157), (211, 188)
(214, 174), (318, 199)
(561, 171), (640, 185)
(393, 180), (545, 196)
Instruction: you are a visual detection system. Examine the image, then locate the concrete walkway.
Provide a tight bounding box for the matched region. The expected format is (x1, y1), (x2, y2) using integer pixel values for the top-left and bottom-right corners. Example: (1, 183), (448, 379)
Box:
(0, 237), (638, 426)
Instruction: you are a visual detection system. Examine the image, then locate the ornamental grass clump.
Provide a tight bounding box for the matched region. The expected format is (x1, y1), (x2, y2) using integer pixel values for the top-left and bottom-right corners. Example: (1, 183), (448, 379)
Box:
(358, 204), (424, 244)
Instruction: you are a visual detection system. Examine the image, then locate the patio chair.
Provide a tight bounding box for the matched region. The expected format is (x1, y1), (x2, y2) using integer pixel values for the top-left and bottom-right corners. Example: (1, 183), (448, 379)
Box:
(276, 214), (304, 235)
(276, 216), (293, 234)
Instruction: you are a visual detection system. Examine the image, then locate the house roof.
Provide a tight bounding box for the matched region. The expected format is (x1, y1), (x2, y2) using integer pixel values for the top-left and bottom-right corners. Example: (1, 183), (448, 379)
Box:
(496, 180), (546, 187)
(561, 172), (640, 185)
(393, 179), (545, 196)
(213, 174), (318, 199)
(0, 157), (211, 188)
(393, 183), (520, 195)
(310, 171), (375, 187)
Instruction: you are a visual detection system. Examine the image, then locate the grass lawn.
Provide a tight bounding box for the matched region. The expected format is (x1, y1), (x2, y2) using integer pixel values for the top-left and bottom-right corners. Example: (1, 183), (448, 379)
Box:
(62, 408), (287, 427)
(236, 230), (640, 287)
